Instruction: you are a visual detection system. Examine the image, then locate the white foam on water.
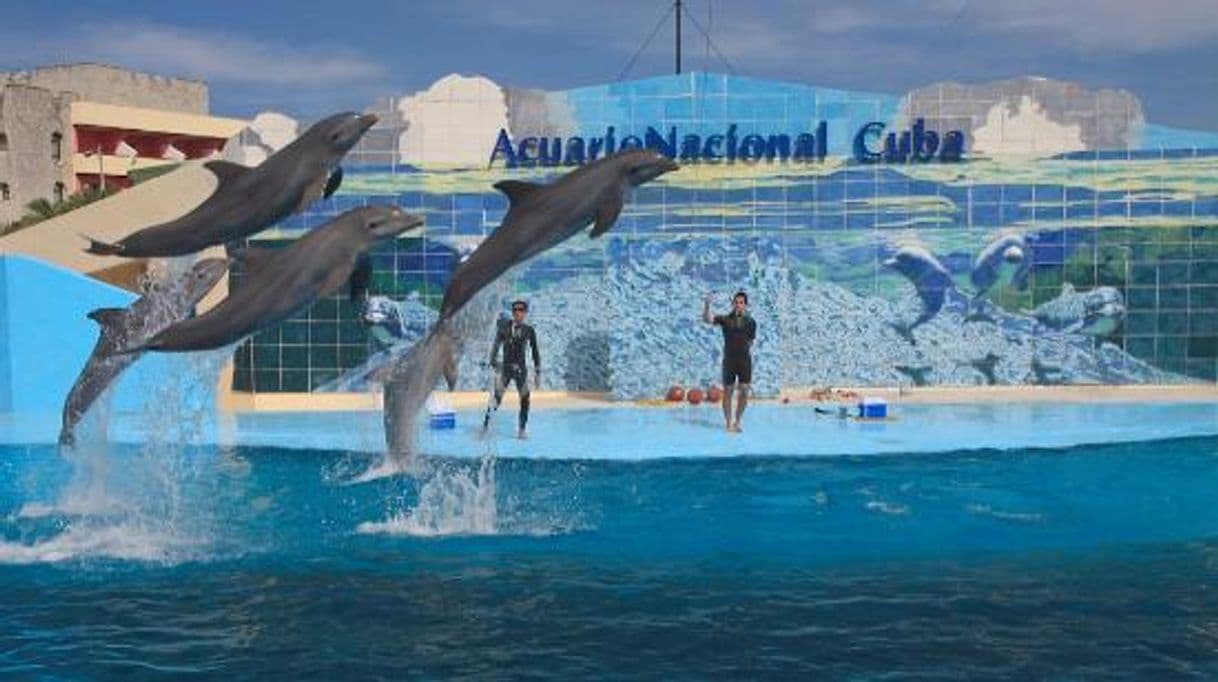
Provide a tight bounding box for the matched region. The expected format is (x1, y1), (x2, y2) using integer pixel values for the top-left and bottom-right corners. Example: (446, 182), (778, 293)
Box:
(358, 451), (499, 537)
(1, 261), (234, 566)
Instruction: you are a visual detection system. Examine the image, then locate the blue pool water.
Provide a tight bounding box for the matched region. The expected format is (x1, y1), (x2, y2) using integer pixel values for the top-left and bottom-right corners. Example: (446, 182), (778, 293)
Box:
(2, 404), (1218, 678)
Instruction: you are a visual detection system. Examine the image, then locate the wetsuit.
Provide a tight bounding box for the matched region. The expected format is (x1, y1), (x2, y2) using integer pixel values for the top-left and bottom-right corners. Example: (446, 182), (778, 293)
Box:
(484, 319), (540, 430)
(713, 312), (756, 386)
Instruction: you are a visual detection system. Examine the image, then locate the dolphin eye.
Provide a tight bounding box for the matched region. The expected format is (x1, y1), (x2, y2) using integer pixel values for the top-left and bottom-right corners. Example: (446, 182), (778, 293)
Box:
(368, 220), (381, 230)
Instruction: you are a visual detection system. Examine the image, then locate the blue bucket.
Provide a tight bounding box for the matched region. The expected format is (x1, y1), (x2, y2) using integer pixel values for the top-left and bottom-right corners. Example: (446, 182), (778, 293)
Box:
(429, 412), (456, 430)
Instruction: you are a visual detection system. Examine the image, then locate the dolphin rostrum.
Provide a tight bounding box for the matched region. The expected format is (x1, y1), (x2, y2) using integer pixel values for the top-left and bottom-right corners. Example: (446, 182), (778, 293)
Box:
(123, 206), (424, 353)
(380, 149), (680, 459)
(59, 258), (229, 447)
(84, 112), (378, 258)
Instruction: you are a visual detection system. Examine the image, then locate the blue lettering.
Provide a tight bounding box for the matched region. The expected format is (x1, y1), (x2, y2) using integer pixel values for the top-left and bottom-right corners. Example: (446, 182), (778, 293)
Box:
(537, 137), (562, 166)
(619, 135), (643, 150)
(588, 136), (604, 161)
(764, 134), (791, 161)
(740, 134), (766, 162)
(854, 122), (885, 164)
(725, 124), (739, 161)
(645, 126), (678, 157)
(605, 126), (617, 155)
(517, 137), (538, 165)
(702, 134), (724, 160)
(940, 130), (965, 162)
(911, 118), (939, 162)
(490, 128), (517, 168)
(680, 134), (701, 161)
(815, 121), (827, 161)
(564, 137), (586, 165)
(883, 131), (910, 163)
(793, 133), (817, 161)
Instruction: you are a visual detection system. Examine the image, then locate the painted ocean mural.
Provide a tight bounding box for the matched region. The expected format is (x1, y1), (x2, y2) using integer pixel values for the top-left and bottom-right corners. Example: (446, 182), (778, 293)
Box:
(221, 72), (1218, 396)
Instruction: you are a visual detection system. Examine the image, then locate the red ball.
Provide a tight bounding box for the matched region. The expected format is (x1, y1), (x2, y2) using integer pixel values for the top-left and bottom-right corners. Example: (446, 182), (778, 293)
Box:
(665, 385), (685, 402)
(707, 385), (724, 402)
(687, 388), (705, 405)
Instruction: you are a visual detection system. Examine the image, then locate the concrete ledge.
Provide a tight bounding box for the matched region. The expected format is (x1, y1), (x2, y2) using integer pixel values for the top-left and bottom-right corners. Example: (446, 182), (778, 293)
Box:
(217, 384), (1218, 413)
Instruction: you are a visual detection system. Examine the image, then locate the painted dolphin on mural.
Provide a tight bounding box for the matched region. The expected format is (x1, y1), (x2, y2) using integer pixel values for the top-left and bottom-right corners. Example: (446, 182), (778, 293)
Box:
(968, 233), (1032, 320)
(1033, 283), (1126, 338)
(59, 258), (228, 447)
(83, 112), (378, 258)
(379, 148), (680, 458)
(119, 206), (423, 353)
(883, 245), (956, 344)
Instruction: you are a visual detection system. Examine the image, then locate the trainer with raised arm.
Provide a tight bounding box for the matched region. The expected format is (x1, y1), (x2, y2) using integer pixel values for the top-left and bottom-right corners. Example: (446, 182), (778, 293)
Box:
(703, 291), (757, 433)
(483, 300), (541, 439)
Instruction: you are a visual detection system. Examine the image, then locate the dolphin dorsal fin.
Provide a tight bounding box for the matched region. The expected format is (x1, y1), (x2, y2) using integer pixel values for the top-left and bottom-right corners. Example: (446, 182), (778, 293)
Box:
(87, 307), (129, 333)
(203, 160), (249, 187)
(324, 167), (344, 199)
(493, 180), (544, 205)
(227, 246), (278, 271)
(590, 195), (624, 238)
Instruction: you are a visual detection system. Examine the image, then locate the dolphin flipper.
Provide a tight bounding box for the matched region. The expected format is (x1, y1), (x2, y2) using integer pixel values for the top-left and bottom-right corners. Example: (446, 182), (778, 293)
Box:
(82, 236), (124, 256)
(324, 167), (344, 199)
(590, 195), (624, 238)
(228, 246), (279, 271)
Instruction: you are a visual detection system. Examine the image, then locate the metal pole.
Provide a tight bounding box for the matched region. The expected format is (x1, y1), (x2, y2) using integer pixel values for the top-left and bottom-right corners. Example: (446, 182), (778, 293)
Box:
(675, 0), (682, 74)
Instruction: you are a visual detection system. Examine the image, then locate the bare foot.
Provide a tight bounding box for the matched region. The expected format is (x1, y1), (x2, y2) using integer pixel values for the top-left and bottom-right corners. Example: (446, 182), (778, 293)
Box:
(732, 422), (743, 433)
(516, 429), (528, 440)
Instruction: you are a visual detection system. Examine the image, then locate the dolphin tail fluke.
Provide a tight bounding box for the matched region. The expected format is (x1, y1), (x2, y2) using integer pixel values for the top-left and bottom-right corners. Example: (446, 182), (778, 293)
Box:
(82, 235), (123, 256)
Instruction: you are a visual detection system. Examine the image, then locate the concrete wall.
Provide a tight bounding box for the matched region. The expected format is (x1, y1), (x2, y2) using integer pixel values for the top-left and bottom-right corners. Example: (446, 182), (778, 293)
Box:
(0, 64), (207, 114)
(0, 254), (216, 415)
(0, 85), (73, 224)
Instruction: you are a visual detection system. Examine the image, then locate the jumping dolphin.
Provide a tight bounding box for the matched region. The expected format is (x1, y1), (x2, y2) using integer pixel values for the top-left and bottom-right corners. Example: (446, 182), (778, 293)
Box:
(59, 258), (228, 447)
(883, 245), (955, 344)
(121, 206), (423, 353)
(380, 149), (680, 458)
(440, 148), (679, 319)
(83, 112), (378, 258)
(968, 233), (1031, 320)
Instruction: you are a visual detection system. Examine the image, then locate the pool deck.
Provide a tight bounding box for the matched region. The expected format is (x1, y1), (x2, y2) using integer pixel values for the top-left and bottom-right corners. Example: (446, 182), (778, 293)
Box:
(219, 384), (1218, 413)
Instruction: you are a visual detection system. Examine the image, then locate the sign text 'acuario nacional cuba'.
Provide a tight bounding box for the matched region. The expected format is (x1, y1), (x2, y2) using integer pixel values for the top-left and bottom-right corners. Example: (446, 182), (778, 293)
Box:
(489, 118), (964, 168)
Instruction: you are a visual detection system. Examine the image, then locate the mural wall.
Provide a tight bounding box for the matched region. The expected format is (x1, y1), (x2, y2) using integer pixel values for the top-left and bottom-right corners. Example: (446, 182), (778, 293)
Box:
(225, 72), (1218, 398)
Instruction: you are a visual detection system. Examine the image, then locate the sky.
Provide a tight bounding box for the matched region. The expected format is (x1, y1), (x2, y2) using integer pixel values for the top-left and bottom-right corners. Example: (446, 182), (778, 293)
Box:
(2, 0), (1217, 130)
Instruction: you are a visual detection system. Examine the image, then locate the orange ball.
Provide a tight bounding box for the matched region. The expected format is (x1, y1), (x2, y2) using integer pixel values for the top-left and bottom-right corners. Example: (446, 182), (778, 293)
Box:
(665, 385), (685, 402)
(707, 385), (724, 402)
(687, 388), (704, 405)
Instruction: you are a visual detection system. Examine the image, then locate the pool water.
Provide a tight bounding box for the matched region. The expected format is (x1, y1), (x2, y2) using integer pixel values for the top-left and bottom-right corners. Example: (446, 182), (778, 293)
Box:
(2, 405), (1218, 678)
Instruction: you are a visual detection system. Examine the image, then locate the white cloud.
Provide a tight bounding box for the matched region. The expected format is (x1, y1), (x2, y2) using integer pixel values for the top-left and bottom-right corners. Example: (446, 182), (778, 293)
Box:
(78, 21), (386, 85)
(0, 20), (386, 88)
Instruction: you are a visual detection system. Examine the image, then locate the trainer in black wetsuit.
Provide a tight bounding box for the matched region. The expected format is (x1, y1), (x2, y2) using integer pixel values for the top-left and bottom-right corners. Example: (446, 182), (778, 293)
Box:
(483, 299), (541, 438)
(703, 290), (757, 433)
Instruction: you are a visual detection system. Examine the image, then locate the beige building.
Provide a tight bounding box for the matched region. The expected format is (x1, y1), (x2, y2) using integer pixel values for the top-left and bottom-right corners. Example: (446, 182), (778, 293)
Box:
(0, 64), (247, 225)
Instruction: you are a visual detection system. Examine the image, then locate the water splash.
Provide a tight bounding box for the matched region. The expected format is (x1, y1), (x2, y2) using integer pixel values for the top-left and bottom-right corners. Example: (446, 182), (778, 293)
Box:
(0, 259), (231, 564)
(358, 451), (499, 537)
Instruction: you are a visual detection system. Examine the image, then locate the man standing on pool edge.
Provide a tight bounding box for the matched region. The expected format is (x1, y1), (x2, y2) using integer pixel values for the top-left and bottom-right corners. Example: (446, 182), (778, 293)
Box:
(703, 291), (757, 433)
(483, 299), (541, 439)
